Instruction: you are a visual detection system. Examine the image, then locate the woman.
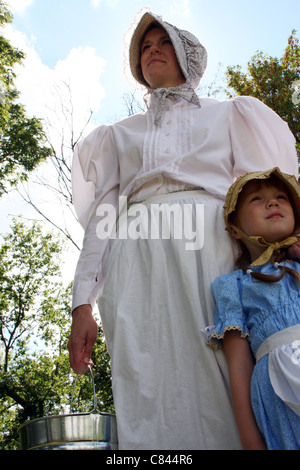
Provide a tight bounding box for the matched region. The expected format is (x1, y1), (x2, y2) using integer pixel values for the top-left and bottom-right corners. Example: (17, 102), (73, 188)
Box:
(68, 11), (298, 449)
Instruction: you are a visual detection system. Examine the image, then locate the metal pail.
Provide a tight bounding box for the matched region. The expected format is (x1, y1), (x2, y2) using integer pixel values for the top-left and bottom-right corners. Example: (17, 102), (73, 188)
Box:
(18, 411), (118, 450)
(18, 367), (118, 450)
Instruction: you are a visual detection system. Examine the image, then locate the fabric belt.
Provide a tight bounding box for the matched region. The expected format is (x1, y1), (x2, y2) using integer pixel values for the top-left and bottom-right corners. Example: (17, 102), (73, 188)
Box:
(256, 325), (300, 362)
(127, 186), (205, 210)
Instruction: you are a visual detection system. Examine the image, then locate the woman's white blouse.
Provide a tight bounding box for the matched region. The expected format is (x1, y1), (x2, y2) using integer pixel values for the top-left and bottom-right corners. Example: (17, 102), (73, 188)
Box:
(71, 95), (298, 311)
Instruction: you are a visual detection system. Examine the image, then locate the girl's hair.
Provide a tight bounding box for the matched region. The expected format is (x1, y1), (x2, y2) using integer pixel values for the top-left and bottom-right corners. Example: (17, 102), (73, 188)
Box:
(235, 242), (300, 285)
(233, 176), (300, 285)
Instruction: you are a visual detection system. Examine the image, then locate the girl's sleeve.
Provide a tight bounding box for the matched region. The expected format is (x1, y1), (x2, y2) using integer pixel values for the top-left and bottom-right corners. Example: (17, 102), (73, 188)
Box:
(71, 125), (120, 312)
(230, 96), (299, 179)
(207, 273), (249, 349)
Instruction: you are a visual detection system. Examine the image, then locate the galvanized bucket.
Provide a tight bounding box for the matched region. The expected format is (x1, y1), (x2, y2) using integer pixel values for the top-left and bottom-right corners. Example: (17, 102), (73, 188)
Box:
(19, 367), (118, 450)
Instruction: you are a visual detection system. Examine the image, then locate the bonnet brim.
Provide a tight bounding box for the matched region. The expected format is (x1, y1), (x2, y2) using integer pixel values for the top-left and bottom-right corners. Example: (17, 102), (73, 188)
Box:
(224, 167), (300, 233)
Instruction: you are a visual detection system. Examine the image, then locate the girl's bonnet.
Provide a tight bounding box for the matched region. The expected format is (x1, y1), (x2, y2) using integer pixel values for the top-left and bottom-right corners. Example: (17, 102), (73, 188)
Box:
(224, 167), (300, 266)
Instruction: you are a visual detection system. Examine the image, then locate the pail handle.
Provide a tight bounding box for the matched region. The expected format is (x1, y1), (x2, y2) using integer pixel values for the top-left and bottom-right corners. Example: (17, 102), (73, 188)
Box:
(70, 365), (98, 414)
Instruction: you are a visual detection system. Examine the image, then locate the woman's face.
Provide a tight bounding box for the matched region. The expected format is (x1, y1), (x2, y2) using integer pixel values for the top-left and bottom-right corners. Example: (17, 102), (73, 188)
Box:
(140, 26), (186, 89)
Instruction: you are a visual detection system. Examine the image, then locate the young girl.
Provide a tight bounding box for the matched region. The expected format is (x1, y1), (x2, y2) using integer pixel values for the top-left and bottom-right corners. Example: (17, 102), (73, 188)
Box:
(207, 167), (300, 450)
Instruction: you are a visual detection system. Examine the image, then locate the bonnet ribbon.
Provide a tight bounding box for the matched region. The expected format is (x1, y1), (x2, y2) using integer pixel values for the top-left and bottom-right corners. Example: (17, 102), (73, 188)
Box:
(249, 235), (299, 266)
(147, 84), (201, 126)
(231, 223), (298, 266)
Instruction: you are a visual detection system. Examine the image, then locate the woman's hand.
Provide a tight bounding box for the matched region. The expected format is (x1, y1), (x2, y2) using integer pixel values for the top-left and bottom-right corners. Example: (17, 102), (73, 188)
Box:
(68, 304), (98, 374)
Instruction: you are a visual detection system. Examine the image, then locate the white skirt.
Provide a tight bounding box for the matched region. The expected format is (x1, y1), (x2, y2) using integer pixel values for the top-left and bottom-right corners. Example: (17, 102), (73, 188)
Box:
(98, 190), (242, 450)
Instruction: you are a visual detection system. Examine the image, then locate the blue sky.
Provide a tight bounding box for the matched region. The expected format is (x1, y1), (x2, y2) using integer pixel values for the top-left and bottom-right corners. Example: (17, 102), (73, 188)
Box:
(2, 0), (300, 282)
(6, 0), (300, 125)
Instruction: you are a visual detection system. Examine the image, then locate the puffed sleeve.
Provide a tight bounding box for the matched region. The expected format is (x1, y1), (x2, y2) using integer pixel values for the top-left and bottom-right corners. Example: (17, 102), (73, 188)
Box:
(71, 125), (120, 311)
(230, 96), (299, 179)
(207, 272), (249, 349)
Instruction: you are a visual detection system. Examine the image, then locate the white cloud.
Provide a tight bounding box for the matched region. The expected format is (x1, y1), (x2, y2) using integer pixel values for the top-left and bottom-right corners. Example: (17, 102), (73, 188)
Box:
(91, 0), (102, 7)
(1, 23), (107, 255)
(169, 0), (191, 19)
(5, 0), (34, 14)
(90, 0), (119, 8)
(50, 46), (107, 137)
(4, 23), (106, 145)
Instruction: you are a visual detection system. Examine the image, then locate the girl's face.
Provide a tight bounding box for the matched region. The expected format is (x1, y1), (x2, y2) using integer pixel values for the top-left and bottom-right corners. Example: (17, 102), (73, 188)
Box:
(233, 179), (295, 244)
(140, 26), (186, 89)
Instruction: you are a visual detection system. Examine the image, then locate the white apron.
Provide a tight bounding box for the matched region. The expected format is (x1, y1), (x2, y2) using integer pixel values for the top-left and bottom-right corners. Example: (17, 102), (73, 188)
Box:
(256, 325), (300, 417)
(98, 190), (242, 450)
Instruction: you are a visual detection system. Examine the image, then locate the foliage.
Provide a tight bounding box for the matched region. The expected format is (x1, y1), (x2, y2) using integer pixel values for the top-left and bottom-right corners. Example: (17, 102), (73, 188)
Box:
(226, 30), (300, 160)
(0, 218), (63, 371)
(0, 220), (113, 450)
(0, 1), (52, 195)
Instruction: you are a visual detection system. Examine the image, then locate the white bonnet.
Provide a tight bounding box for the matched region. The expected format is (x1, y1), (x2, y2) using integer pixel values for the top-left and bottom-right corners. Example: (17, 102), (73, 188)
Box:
(128, 11), (208, 90)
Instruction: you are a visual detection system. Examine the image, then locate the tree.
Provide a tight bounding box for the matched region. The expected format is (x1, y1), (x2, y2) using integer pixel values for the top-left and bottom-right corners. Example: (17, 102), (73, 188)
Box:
(0, 219), (64, 372)
(16, 81), (94, 251)
(226, 30), (300, 160)
(0, 219), (114, 449)
(0, 1), (52, 196)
